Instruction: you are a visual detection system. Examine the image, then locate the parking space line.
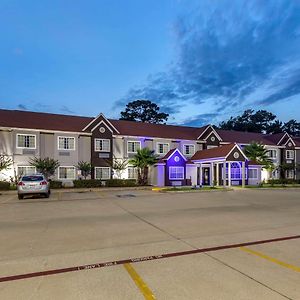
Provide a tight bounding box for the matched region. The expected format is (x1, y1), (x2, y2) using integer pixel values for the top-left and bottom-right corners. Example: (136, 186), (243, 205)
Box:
(240, 247), (300, 272)
(1, 234), (299, 283)
(124, 263), (156, 300)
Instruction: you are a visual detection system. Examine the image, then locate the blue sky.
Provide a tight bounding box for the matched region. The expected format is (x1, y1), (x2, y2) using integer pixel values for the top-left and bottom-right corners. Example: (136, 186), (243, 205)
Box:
(1, 0), (300, 126)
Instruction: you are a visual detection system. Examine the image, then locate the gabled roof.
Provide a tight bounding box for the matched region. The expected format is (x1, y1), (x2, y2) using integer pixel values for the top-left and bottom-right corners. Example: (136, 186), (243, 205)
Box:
(191, 143), (248, 161)
(161, 148), (187, 161)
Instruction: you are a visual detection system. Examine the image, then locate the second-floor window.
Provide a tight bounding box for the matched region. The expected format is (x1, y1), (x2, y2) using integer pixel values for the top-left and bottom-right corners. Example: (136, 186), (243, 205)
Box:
(17, 134), (36, 149)
(157, 143), (169, 154)
(267, 150), (277, 158)
(183, 144), (195, 156)
(127, 141), (141, 153)
(286, 150), (294, 160)
(58, 137), (75, 150)
(95, 139), (110, 152)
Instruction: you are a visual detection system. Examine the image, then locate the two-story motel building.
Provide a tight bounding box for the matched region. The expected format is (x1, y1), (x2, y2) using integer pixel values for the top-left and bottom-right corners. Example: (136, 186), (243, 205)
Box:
(0, 109), (299, 187)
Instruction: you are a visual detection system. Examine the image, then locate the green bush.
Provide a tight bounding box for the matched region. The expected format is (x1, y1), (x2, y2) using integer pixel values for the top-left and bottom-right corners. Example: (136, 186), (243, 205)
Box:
(73, 179), (102, 188)
(105, 179), (137, 187)
(0, 181), (10, 190)
(50, 180), (63, 189)
(268, 179), (298, 185)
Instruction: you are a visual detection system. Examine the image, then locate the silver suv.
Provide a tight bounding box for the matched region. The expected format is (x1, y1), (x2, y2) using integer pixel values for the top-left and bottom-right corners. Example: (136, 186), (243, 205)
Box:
(17, 174), (50, 199)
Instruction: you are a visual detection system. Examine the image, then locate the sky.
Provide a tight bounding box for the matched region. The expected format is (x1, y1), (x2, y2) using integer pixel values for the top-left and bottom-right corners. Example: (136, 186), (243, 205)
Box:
(1, 0), (300, 126)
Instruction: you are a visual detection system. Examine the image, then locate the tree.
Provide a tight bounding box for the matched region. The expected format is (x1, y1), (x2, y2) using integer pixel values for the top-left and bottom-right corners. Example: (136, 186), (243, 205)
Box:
(108, 156), (128, 179)
(0, 154), (12, 172)
(219, 109), (280, 133)
(282, 119), (300, 136)
(29, 157), (60, 179)
(76, 161), (91, 179)
(120, 100), (169, 124)
(244, 142), (273, 169)
(129, 148), (158, 185)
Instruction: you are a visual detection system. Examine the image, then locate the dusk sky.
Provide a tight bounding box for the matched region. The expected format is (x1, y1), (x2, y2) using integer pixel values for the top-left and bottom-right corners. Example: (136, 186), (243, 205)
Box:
(1, 0), (300, 126)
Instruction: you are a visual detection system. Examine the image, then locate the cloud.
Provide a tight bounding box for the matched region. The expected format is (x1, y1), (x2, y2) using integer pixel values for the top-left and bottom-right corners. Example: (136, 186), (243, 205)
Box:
(60, 105), (75, 114)
(116, 0), (300, 123)
(17, 104), (27, 110)
(180, 113), (220, 127)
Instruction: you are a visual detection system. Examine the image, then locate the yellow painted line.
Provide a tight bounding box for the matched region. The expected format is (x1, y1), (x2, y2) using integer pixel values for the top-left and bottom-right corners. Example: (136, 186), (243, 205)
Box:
(240, 247), (300, 272)
(124, 263), (156, 300)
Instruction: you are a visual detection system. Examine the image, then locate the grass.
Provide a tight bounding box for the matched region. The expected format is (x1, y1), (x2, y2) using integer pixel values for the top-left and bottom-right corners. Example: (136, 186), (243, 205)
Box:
(155, 186), (228, 193)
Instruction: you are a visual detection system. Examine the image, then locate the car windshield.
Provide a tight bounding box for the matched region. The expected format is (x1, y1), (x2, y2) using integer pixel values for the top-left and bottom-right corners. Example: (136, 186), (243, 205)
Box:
(22, 176), (44, 182)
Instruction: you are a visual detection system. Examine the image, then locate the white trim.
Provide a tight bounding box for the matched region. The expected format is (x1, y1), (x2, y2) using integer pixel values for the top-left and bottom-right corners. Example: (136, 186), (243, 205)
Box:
(197, 125), (222, 141)
(16, 133), (36, 149)
(284, 137), (296, 147)
(82, 113), (120, 133)
(94, 138), (111, 152)
(248, 167), (258, 179)
(94, 167), (111, 180)
(169, 166), (185, 180)
(127, 140), (141, 153)
(204, 130), (222, 142)
(57, 136), (76, 151)
(17, 166), (37, 176)
(58, 166), (76, 180)
(225, 144), (248, 161)
(164, 148), (187, 162)
(91, 120), (113, 133)
(286, 150), (295, 160)
(183, 144), (195, 156)
(0, 126), (91, 136)
(277, 132), (290, 145)
(156, 142), (170, 155)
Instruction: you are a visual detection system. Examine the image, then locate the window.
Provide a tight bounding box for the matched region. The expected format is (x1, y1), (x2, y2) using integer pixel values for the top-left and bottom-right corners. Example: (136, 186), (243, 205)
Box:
(95, 139), (110, 152)
(225, 162), (247, 180)
(17, 166), (36, 176)
(128, 166), (138, 179)
(267, 150), (277, 158)
(58, 167), (76, 180)
(248, 168), (258, 179)
(157, 143), (169, 154)
(169, 166), (184, 180)
(286, 169), (294, 179)
(58, 136), (75, 150)
(17, 134), (36, 149)
(127, 141), (141, 153)
(286, 150), (294, 160)
(183, 144), (195, 156)
(95, 167), (111, 179)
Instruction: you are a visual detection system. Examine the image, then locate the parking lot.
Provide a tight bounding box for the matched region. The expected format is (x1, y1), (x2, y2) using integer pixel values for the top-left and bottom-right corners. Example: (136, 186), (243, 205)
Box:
(0, 188), (299, 299)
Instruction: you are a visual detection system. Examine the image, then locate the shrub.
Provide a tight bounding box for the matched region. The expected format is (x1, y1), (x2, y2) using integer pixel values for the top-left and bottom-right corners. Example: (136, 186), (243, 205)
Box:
(0, 181), (10, 190)
(73, 179), (102, 188)
(268, 179), (297, 185)
(50, 180), (63, 189)
(105, 179), (137, 187)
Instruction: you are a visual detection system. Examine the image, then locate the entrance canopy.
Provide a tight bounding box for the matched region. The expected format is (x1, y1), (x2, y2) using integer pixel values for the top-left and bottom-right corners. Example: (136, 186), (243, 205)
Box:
(191, 143), (247, 163)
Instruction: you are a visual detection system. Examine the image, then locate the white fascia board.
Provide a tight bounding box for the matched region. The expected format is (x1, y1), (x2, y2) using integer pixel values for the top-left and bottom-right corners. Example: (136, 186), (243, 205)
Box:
(277, 132), (290, 145)
(225, 144), (248, 160)
(82, 113), (120, 133)
(0, 126), (91, 136)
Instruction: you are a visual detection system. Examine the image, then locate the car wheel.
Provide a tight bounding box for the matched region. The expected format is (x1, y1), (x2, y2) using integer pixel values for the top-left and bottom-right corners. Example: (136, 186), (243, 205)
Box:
(44, 192), (50, 198)
(18, 194), (23, 200)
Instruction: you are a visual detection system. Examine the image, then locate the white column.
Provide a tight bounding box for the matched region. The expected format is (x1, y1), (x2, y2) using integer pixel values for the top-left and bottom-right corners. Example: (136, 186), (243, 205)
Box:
(223, 162), (226, 187)
(210, 162), (214, 186)
(199, 163), (202, 186)
(228, 162), (231, 187)
(242, 161), (246, 187)
(216, 163), (219, 186)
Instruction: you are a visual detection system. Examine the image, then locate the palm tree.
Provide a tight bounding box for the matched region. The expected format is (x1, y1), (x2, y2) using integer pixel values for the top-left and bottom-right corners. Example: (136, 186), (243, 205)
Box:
(29, 157), (60, 179)
(76, 161), (91, 179)
(244, 142), (273, 169)
(129, 148), (158, 185)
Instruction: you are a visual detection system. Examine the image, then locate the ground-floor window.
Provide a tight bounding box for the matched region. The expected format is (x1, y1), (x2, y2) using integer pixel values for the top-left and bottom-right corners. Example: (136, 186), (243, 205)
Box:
(128, 166), (138, 179)
(169, 166), (184, 180)
(58, 166), (76, 180)
(286, 169), (294, 179)
(95, 167), (111, 180)
(17, 166), (36, 176)
(248, 168), (258, 179)
(225, 162), (247, 180)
